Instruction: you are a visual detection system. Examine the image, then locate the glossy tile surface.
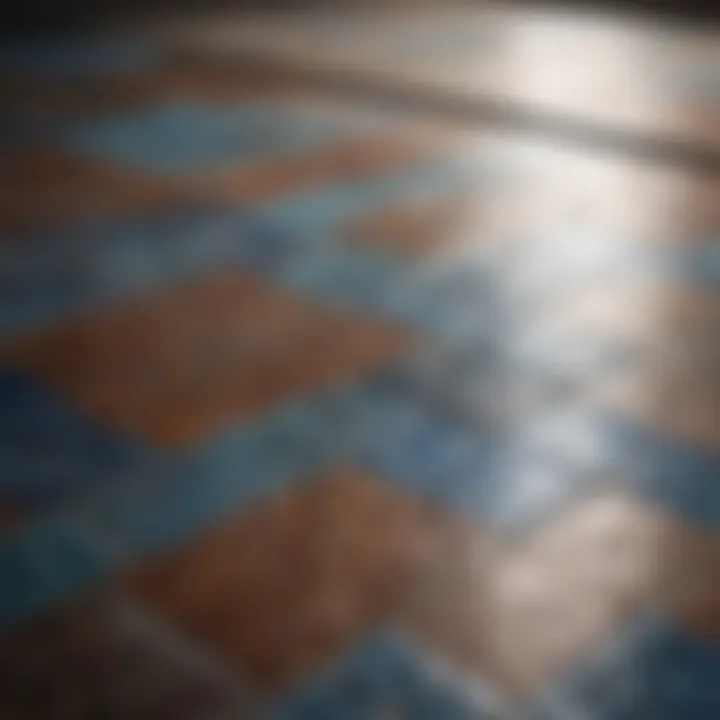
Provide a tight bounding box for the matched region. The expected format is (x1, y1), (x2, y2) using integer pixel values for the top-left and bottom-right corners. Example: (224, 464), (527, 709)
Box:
(145, 5), (720, 149)
(0, 592), (248, 719)
(0, 13), (719, 719)
(126, 468), (451, 693)
(2, 272), (409, 446)
(0, 149), (185, 236)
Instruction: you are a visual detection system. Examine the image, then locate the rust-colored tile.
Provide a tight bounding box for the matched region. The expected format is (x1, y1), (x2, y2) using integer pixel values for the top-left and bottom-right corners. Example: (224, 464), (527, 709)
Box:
(0, 74), (161, 117)
(0, 149), (188, 237)
(400, 492), (682, 699)
(160, 62), (306, 104)
(0, 592), (247, 719)
(125, 467), (453, 693)
(346, 196), (470, 257)
(195, 129), (456, 205)
(1, 272), (410, 446)
(661, 524), (720, 640)
(598, 364), (720, 450)
(0, 62), (296, 120)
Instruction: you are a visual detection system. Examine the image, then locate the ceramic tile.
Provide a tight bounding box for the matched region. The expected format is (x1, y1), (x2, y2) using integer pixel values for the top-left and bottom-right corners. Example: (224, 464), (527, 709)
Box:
(399, 492), (687, 700)
(530, 619), (720, 720)
(66, 101), (363, 174)
(346, 195), (475, 257)
(126, 468), (454, 693)
(0, 369), (149, 509)
(267, 632), (490, 719)
(0, 592), (247, 719)
(0, 149), (187, 237)
(199, 129), (453, 206)
(1, 271), (411, 447)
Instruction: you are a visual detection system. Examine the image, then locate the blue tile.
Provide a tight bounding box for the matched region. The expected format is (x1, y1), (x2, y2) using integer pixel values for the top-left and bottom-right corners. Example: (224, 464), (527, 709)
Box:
(349, 369), (505, 522)
(0, 516), (108, 630)
(67, 102), (359, 173)
(387, 263), (500, 341)
(2, 155), (479, 336)
(266, 633), (488, 719)
(1, 158), (480, 336)
(63, 405), (335, 562)
(0, 206), (295, 335)
(607, 419), (720, 528)
(261, 156), (478, 235)
(0, 370), (150, 508)
(275, 244), (408, 315)
(0, 378), (367, 630)
(532, 618), (720, 720)
(51, 375), (370, 566)
(671, 241), (720, 288)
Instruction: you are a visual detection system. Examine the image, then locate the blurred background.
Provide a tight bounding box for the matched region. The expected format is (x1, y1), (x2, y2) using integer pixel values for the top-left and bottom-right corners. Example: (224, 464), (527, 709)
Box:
(0, 0), (718, 718)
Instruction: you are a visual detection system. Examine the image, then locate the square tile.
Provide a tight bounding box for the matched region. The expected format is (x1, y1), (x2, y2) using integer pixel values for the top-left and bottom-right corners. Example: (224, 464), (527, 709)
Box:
(1, 272), (410, 446)
(267, 633), (488, 719)
(399, 492), (686, 701)
(659, 522), (720, 641)
(254, 155), (475, 242)
(67, 101), (358, 174)
(0, 517), (107, 627)
(0, 149), (186, 237)
(198, 130), (450, 205)
(125, 468), (451, 693)
(154, 62), (305, 105)
(530, 619), (720, 720)
(275, 245), (407, 317)
(1, 206), (268, 335)
(0, 592), (247, 719)
(0, 369), (148, 509)
(604, 419), (720, 527)
(352, 380), (503, 520)
(346, 195), (470, 257)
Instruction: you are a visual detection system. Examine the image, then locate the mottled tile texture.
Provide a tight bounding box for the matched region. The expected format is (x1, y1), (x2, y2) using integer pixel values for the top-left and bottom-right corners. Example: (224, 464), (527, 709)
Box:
(1, 15), (719, 720)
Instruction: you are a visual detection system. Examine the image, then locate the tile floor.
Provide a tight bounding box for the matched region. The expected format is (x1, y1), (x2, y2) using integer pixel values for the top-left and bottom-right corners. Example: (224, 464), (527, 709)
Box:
(0, 5), (718, 718)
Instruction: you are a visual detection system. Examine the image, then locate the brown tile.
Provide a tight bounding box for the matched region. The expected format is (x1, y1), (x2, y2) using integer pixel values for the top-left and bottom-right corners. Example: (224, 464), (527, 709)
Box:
(160, 62), (307, 104)
(195, 129), (455, 205)
(0, 62), (297, 120)
(400, 492), (682, 699)
(661, 524), (720, 640)
(598, 365), (720, 450)
(0, 74), (163, 118)
(346, 196), (470, 257)
(0, 149), (188, 237)
(125, 467), (454, 693)
(0, 592), (248, 719)
(1, 272), (410, 446)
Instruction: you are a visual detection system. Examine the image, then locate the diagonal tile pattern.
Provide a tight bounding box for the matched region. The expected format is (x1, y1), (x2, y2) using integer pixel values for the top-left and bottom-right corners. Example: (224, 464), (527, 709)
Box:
(0, 592), (248, 719)
(125, 468), (453, 694)
(1, 272), (410, 446)
(0, 11), (719, 719)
